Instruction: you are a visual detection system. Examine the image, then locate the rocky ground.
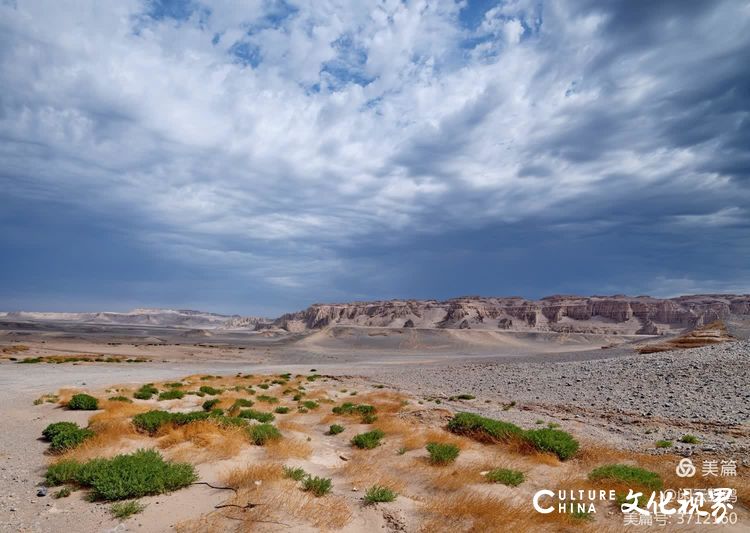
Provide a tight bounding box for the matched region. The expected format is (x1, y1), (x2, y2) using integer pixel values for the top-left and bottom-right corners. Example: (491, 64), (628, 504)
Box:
(370, 341), (750, 459)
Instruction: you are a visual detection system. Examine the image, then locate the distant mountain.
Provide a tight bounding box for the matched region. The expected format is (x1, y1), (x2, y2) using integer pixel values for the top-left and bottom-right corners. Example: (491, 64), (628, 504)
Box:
(270, 294), (750, 335)
(0, 308), (270, 329)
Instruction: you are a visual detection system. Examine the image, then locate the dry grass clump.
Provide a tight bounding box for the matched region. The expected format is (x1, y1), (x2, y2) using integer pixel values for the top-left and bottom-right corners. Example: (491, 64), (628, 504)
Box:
(158, 420), (247, 463)
(265, 438), (313, 460)
(226, 484), (352, 530)
(276, 419), (308, 432)
(1, 344), (29, 354)
(402, 428), (469, 452)
(342, 453), (407, 494)
(54, 419), (145, 463)
(222, 463), (283, 489)
(356, 391), (409, 414)
(421, 490), (599, 533)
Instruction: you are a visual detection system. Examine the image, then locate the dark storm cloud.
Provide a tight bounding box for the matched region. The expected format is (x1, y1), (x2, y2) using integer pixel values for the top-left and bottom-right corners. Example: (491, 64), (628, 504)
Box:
(0, 0), (749, 314)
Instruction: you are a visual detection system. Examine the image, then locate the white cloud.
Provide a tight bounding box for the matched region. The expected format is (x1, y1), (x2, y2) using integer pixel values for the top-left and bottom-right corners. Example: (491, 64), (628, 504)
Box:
(0, 0), (748, 291)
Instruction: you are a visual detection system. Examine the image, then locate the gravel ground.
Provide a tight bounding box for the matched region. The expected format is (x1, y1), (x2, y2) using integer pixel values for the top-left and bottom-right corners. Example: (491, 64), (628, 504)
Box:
(369, 340), (750, 458)
(1, 340), (748, 531)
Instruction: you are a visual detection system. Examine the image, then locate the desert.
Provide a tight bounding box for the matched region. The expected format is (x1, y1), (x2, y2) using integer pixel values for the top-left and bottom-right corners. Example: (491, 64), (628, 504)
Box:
(1, 296), (749, 532)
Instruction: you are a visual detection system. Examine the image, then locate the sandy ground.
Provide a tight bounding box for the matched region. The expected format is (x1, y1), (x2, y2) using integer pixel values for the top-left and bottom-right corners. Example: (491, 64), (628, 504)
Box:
(1, 322), (748, 532)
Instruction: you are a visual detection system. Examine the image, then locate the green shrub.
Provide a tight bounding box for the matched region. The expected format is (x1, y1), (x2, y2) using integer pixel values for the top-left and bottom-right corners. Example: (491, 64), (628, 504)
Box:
(361, 412), (378, 424)
(42, 421), (79, 441)
(327, 424), (345, 435)
(524, 428), (579, 460)
(202, 398), (220, 411)
(43, 421), (94, 453)
(132, 410), (174, 434)
(302, 476), (331, 496)
(111, 500), (145, 519)
(588, 464), (663, 492)
(447, 412), (524, 443)
(282, 466), (307, 481)
(248, 424), (282, 445)
(199, 385), (221, 396)
(485, 468), (525, 487)
(425, 442), (460, 465)
(238, 409), (275, 423)
(67, 394), (99, 410)
(158, 390), (185, 401)
(292, 393), (303, 401)
(132, 410), (211, 434)
(274, 406), (290, 414)
(133, 384), (158, 400)
(45, 450), (196, 500)
(165, 382), (183, 388)
(256, 395), (279, 404)
(231, 398), (254, 409)
(306, 374), (322, 382)
(108, 396), (132, 403)
(680, 434), (700, 444)
(351, 429), (385, 449)
(301, 400), (319, 410)
(454, 394), (476, 400)
(258, 383), (270, 390)
(364, 485), (397, 504)
(53, 487), (71, 498)
(200, 375), (217, 380)
(655, 440), (673, 448)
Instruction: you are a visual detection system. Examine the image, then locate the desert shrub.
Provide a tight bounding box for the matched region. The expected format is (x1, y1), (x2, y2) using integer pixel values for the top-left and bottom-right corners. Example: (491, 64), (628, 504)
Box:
(524, 428), (579, 460)
(258, 383), (270, 390)
(111, 500), (145, 519)
(485, 468), (525, 486)
(301, 400), (319, 410)
(133, 384), (158, 400)
(248, 423), (282, 445)
(447, 412), (523, 442)
(361, 412), (378, 424)
(200, 375), (217, 380)
(451, 394), (475, 400)
(364, 485), (397, 504)
(292, 393), (303, 401)
(306, 374), (322, 382)
(158, 390), (185, 401)
(18, 357), (42, 363)
(165, 382), (183, 388)
(351, 429), (385, 449)
(655, 440), (673, 448)
(199, 385), (221, 396)
(67, 394), (99, 411)
(282, 466), (307, 481)
(332, 402), (375, 415)
(274, 406), (290, 414)
(132, 410), (174, 434)
(202, 399), (220, 411)
(238, 409), (275, 423)
(45, 450), (195, 501)
(43, 421), (94, 453)
(327, 424), (345, 435)
(231, 398), (254, 409)
(53, 487), (71, 498)
(679, 434), (700, 444)
(108, 396), (132, 403)
(426, 442), (460, 465)
(42, 422), (79, 441)
(302, 476), (332, 496)
(132, 410), (211, 434)
(50, 426), (94, 453)
(256, 395), (279, 404)
(588, 464), (663, 492)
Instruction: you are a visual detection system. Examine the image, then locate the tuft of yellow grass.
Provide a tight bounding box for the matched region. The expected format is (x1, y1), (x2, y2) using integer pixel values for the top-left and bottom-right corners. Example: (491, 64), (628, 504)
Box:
(158, 420), (247, 463)
(222, 462), (283, 489)
(265, 438), (313, 460)
(55, 419), (146, 463)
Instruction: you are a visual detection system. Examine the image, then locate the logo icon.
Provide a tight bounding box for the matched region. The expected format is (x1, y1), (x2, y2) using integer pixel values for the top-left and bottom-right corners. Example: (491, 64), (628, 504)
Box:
(676, 458), (696, 477)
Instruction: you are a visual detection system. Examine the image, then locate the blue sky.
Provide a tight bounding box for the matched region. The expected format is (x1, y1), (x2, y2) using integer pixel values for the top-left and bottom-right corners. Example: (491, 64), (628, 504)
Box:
(1, 0), (749, 316)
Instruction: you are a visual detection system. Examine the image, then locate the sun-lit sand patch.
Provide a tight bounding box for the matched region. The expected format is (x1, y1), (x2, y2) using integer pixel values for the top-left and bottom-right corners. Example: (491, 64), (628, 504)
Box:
(37, 371), (750, 532)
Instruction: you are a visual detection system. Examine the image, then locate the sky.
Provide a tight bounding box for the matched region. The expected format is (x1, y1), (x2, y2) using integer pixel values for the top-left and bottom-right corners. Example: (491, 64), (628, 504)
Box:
(1, 0), (749, 317)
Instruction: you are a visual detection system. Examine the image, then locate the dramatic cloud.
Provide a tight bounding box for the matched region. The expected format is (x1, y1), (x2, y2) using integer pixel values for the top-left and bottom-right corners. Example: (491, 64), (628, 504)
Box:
(1, 0), (748, 314)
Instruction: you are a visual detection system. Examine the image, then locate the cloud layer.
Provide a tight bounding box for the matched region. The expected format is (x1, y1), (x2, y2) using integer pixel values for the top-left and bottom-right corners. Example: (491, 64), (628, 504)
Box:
(1, 0), (749, 314)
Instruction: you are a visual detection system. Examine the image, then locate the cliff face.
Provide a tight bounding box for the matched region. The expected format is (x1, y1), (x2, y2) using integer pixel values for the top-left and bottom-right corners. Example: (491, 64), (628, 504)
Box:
(272, 294), (750, 335)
